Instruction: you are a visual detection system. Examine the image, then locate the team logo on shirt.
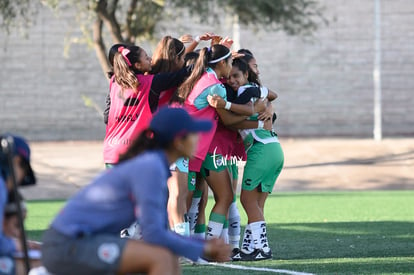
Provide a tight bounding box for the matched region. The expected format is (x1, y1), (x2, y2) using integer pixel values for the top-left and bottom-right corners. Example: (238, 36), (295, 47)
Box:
(215, 155), (224, 167)
(98, 243), (120, 264)
(190, 173), (196, 187)
(182, 158), (189, 169)
(0, 257), (13, 273)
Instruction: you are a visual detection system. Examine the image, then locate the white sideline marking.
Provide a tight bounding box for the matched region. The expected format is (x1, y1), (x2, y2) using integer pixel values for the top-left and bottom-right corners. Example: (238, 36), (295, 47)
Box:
(206, 262), (315, 275)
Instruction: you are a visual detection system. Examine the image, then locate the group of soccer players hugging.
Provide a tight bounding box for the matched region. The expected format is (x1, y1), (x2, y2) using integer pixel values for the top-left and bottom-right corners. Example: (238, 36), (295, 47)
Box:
(102, 32), (284, 263)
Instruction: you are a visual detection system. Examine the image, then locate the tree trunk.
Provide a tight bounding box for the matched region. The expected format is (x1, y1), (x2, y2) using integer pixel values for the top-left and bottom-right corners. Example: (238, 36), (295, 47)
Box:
(96, 0), (124, 44)
(125, 0), (138, 43)
(92, 17), (111, 79)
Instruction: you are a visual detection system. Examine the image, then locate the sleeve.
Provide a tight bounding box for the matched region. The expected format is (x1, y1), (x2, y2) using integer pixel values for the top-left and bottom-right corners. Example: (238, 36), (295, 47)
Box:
(0, 184), (17, 256)
(131, 157), (205, 261)
(210, 84), (227, 100)
(225, 84), (236, 103)
(150, 66), (192, 97)
(232, 87), (261, 105)
(148, 66), (192, 112)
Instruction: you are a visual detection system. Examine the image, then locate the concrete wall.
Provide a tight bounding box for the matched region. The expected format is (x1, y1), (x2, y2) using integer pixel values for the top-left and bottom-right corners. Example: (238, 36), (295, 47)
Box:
(1, 0), (413, 140)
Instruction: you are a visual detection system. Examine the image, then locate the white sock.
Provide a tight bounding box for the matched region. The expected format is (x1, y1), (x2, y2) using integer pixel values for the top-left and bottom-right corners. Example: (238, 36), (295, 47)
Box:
(241, 224), (253, 253)
(220, 221), (229, 244)
(194, 231), (205, 240)
(174, 222), (190, 237)
(207, 221), (223, 240)
(193, 224), (206, 239)
(250, 221), (268, 251)
(207, 212), (225, 240)
(228, 202), (241, 249)
(188, 194), (202, 234)
(260, 222), (270, 253)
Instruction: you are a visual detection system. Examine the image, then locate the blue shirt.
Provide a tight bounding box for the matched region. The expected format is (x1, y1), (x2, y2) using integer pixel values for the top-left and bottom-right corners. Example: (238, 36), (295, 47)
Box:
(0, 177), (16, 256)
(51, 150), (205, 261)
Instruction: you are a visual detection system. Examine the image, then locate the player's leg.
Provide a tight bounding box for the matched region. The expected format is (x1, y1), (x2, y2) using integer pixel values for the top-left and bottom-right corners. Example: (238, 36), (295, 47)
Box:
(193, 177), (208, 239)
(204, 167), (233, 240)
(167, 171), (190, 236)
(228, 163), (241, 253)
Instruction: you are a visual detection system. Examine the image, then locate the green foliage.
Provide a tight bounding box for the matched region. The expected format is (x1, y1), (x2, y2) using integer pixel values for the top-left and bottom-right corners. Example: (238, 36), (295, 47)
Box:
(171, 0), (327, 36)
(0, 0), (39, 35)
(2, 0), (326, 40)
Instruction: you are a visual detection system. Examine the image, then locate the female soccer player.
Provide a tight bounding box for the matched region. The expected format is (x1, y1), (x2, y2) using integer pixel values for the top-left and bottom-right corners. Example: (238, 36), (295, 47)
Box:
(208, 58), (283, 261)
(178, 44), (262, 242)
(41, 107), (231, 275)
(103, 45), (192, 166)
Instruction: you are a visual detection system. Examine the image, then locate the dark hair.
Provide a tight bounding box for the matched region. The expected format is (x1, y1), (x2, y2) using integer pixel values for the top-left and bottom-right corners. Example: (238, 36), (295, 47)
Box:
(178, 44), (231, 101)
(107, 43), (127, 79)
(184, 52), (199, 66)
(232, 58), (260, 86)
(169, 51), (200, 105)
(151, 36), (185, 74)
(238, 48), (254, 57)
(113, 45), (143, 91)
(117, 129), (171, 163)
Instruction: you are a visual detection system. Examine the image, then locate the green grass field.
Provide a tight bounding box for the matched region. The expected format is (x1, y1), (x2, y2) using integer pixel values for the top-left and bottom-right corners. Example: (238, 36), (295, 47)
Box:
(25, 191), (414, 274)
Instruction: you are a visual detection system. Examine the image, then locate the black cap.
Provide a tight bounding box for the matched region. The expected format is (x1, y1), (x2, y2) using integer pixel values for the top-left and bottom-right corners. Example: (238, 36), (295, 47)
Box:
(0, 134), (36, 186)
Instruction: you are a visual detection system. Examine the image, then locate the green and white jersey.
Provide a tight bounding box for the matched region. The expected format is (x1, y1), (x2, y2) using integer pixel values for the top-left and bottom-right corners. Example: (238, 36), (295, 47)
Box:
(233, 84), (279, 151)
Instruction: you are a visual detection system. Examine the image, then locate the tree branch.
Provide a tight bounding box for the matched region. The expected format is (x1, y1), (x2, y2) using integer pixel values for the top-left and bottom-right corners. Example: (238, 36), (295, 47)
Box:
(92, 16), (111, 79)
(125, 0), (138, 44)
(95, 0), (124, 43)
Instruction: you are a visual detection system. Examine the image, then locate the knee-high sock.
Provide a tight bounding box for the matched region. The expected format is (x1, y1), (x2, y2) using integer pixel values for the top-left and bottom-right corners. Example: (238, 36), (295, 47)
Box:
(228, 199), (241, 249)
(220, 219), (229, 244)
(207, 212), (225, 240)
(194, 224), (206, 240)
(250, 221), (270, 252)
(188, 189), (202, 234)
(241, 224), (253, 253)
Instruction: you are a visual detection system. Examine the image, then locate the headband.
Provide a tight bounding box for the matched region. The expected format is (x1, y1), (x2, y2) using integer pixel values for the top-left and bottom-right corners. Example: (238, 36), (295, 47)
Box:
(118, 46), (132, 66)
(177, 45), (185, 56)
(208, 51), (231, 64)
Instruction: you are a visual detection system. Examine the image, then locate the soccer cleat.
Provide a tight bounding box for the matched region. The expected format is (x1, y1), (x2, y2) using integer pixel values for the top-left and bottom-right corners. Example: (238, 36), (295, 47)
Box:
(240, 248), (272, 261)
(231, 248), (242, 261)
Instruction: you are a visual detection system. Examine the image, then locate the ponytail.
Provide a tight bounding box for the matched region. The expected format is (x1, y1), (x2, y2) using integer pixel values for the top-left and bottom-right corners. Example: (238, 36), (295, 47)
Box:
(113, 45), (143, 92)
(178, 44), (230, 101)
(151, 36), (185, 74)
(178, 47), (210, 101)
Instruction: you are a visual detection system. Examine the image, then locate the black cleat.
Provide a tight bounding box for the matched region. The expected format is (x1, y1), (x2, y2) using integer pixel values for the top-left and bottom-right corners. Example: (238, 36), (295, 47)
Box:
(231, 248), (242, 261)
(240, 249), (272, 261)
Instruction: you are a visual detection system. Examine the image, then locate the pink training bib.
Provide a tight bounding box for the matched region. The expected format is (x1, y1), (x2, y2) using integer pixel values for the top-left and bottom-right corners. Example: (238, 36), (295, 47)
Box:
(184, 72), (221, 171)
(103, 74), (154, 163)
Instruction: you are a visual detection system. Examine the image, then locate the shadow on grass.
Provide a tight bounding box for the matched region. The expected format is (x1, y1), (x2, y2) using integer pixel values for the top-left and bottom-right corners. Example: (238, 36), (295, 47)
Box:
(284, 149), (414, 169)
(268, 221), (414, 260)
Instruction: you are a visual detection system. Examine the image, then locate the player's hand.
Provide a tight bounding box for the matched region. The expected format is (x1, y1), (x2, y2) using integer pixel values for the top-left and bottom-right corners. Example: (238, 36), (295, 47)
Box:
(203, 238), (231, 262)
(263, 119), (273, 130)
(207, 94), (226, 109)
(232, 51), (244, 59)
(254, 98), (267, 113)
(179, 34), (194, 44)
(258, 103), (273, 121)
(199, 32), (215, 41)
(211, 34), (223, 46)
(220, 36), (234, 49)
